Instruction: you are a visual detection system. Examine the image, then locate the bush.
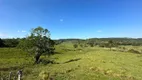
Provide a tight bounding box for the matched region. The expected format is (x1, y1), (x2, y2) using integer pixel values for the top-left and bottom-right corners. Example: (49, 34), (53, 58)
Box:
(89, 43), (94, 47)
(99, 43), (107, 47)
(80, 44), (83, 47)
(73, 44), (78, 48)
(84, 44), (88, 47)
(39, 71), (49, 80)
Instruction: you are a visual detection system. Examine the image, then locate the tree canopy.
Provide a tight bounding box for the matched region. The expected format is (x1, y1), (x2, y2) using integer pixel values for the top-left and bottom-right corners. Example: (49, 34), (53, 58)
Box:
(17, 26), (55, 64)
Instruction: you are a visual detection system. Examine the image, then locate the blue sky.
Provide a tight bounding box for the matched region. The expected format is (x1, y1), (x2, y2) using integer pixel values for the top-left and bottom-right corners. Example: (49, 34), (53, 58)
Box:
(0, 0), (142, 39)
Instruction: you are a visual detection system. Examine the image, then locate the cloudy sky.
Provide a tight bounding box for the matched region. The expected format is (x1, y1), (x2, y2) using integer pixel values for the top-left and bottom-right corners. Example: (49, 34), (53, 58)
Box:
(0, 0), (142, 39)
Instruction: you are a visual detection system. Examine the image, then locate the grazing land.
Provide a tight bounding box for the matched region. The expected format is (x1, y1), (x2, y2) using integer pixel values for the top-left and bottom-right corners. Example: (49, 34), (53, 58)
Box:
(1, 42), (142, 80)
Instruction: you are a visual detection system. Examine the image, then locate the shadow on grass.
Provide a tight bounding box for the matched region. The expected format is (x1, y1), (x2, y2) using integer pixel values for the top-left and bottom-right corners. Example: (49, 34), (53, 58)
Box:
(63, 58), (81, 64)
(54, 52), (62, 54)
(62, 48), (73, 51)
(39, 59), (60, 65)
(39, 58), (81, 65)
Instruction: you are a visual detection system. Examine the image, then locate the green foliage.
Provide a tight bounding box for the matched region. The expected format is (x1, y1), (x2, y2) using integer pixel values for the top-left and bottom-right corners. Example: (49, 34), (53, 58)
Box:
(89, 43), (94, 47)
(0, 38), (4, 47)
(73, 44), (78, 48)
(105, 40), (117, 50)
(79, 44), (83, 48)
(1, 38), (20, 47)
(55, 38), (142, 47)
(99, 43), (106, 47)
(86, 39), (95, 47)
(17, 26), (55, 63)
(39, 71), (49, 80)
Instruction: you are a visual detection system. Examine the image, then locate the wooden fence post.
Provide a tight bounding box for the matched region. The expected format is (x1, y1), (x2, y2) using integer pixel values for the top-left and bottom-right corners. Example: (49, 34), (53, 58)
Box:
(1, 77), (3, 80)
(14, 76), (16, 80)
(17, 70), (22, 80)
(9, 72), (12, 80)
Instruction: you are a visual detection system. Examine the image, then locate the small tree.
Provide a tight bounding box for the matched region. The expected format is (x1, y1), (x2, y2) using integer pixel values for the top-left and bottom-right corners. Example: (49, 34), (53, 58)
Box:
(108, 40), (114, 51)
(73, 44), (78, 48)
(89, 43), (94, 47)
(17, 26), (55, 64)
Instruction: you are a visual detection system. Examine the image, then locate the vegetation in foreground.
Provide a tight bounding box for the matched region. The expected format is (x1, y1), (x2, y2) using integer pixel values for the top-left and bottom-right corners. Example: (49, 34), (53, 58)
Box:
(1, 43), (142, 80)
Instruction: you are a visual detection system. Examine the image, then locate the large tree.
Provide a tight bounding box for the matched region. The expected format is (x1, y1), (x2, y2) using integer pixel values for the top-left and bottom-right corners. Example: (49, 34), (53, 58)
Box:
(17, 26), (55, 64)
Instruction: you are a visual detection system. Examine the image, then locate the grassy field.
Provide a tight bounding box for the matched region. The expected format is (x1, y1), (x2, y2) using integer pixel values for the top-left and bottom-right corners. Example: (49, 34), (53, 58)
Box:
(1, 43), (142, 80)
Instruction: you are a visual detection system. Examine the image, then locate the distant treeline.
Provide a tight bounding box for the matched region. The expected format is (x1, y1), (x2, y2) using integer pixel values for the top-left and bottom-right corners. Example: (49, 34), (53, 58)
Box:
(1, 38), (142, 48)
(54, 38), (142, 46)
(0, 38), (20, 47)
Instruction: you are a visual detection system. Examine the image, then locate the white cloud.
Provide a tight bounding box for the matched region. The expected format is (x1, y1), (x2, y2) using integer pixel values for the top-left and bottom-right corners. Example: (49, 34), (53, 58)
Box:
(60, 19), (63, 22)
(97, 30), (102, 33)
(17, 30), (26, 33)
(22, 30), (26, 33)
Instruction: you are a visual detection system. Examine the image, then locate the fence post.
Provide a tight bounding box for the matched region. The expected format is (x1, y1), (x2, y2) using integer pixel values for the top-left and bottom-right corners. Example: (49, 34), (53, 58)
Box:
(14, 76), (16, 80)
(17, 70), (22, 80)
(1, 77), (3, 80)
(9, 72), (12, 80)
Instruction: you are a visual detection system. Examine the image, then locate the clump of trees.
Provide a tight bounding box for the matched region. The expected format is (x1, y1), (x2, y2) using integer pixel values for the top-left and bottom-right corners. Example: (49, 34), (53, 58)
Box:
(4, 38), (20, 47)
(86, 39), (95, 47)
(17, 26), (55, 64)
(107, 40), (118, 50)
(98, 40), (117, 50)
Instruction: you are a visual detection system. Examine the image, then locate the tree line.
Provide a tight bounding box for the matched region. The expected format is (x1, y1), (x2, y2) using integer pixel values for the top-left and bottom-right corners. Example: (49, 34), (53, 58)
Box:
(55, 38), (142, 46)
(1, 36), (142, 48)
(0, 38), (20, 47)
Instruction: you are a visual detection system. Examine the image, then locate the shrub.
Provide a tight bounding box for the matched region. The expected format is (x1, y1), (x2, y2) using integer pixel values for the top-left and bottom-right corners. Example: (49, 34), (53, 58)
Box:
(39, 71), (49, 80)
(84, 44), (88, 47)
(73, 44), (78, 48)
(99, 43), (106, 47)
(80, 44), (83, 47)
(89, 43), (94, 47)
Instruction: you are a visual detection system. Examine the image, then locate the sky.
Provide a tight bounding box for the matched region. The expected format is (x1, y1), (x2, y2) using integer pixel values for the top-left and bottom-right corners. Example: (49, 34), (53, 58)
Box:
(0, 0), (142, 39)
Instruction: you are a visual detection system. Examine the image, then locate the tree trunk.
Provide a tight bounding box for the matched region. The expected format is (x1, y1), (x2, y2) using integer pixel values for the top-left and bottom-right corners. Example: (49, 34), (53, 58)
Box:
(34, 53), (41, 64)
